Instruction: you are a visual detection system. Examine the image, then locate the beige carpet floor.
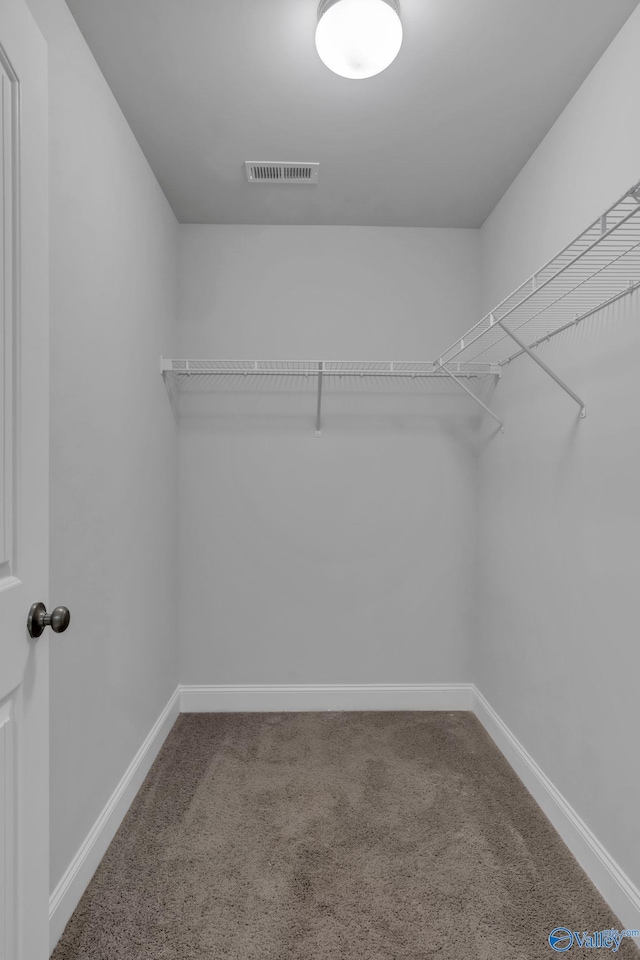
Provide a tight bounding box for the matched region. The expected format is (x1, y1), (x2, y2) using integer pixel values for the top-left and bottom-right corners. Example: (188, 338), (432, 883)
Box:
(52, 712), (639, 959)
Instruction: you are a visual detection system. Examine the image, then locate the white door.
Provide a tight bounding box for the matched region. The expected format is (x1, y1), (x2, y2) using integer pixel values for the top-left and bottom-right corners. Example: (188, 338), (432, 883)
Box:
(0, 1), (50, 958)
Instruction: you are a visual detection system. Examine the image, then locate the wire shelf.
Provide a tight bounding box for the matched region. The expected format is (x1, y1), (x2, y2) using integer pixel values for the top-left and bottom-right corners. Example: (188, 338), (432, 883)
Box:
(161, 359), (500, 378)
(162, 180), (640, 432)
(435, 181), (640, 368)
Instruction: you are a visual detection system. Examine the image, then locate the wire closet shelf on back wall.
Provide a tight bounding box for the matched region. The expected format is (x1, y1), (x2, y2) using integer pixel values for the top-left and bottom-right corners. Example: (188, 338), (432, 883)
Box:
(162, 179), (640, 433)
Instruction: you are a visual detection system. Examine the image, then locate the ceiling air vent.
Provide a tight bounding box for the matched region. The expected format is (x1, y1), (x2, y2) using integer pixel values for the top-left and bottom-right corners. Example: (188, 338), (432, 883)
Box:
(245, 162), (319, 184)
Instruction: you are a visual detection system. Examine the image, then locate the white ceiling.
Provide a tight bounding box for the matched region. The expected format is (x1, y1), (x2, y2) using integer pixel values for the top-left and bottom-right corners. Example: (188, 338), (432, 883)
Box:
(65, 0), (639, 227)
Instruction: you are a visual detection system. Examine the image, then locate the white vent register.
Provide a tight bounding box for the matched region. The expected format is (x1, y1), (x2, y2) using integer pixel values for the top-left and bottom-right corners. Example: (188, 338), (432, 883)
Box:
(245, 161), (319, 184)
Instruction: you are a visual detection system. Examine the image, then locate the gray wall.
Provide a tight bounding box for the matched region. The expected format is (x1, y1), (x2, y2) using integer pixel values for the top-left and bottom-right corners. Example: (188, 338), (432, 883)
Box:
(24, 0), (180, 894)
(178, 225), (480, 684)
(477, 6), (640, 892)
(26, 0), (640, 908)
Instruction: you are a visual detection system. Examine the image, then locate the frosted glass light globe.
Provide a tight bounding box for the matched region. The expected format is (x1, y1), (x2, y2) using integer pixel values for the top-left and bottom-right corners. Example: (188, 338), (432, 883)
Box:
(315, 0), (403, 80)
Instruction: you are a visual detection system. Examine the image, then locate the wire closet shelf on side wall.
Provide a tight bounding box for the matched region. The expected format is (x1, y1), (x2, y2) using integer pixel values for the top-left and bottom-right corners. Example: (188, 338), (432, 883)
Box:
(162, 179), (640, 433)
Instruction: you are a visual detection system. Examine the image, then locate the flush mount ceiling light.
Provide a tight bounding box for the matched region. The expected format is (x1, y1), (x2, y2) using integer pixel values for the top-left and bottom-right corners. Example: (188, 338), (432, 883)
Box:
(315, 0), (403, 80)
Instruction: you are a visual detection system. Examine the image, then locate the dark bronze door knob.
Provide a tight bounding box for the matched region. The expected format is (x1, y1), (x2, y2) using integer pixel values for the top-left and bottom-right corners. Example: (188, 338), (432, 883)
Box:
(27, 602), (71, 638)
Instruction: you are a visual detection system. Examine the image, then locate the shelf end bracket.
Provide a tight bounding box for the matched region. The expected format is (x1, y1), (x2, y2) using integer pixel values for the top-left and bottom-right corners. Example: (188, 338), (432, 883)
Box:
(436, 360), (504, 433)
(497, 321), (586, 418)
(315, 361), (324, 437)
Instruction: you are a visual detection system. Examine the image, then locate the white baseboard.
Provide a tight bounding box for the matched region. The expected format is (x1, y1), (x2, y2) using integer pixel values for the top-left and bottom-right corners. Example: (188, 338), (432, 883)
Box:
(473, 685), (640, 933)
(49, 681), (640, 954)
(179, 683), (475, 713)
(48, 686), (181, 953)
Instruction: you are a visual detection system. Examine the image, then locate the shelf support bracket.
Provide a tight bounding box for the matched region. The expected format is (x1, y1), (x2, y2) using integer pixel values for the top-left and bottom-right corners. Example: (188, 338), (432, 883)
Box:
(497, 320), (586, 418)
(436, 362), (504, 433)
(315, 361), (324, 437)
